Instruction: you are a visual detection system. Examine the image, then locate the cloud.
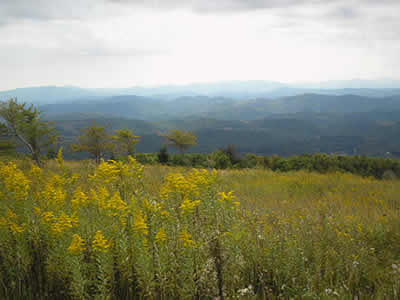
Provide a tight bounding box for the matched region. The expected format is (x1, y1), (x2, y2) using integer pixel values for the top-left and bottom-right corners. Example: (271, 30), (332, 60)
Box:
(0, 0), (400, 90)
(108, 0), (325, 13)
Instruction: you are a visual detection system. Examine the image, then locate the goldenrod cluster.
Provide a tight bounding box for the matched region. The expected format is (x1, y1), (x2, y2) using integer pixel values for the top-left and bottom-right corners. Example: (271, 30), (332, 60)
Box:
(134, 210), (148, 235)
(179, 230), (195, 248)
(68, 234), (85, 255)
(180, 199), (201, 214)
(71, 187), (89, 210)
(160, 172), (199, 200)
(92, 230), (111, 252)
(51, 212), (79, 234)
(218, 191), (240, 208)
(0, 209), (26, 234)
(0, 162), (31, 201)
(155, 227), (167, 243)
(56, 147), (65, 168)
(89, 156), (143, 186)
(41, 174), (66, 207)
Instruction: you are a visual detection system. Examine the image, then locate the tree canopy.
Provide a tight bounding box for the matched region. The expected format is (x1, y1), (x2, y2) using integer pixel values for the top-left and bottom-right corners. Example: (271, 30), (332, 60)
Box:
(0, 98), (58, 165)
(111, 129), (140, 157)
(161, 129), (197, 154)
(70, 124), (114, 163)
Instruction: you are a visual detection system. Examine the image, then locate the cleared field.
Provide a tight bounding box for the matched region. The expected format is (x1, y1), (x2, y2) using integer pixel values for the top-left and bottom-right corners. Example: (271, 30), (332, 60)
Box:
(0, 157), (399, 299)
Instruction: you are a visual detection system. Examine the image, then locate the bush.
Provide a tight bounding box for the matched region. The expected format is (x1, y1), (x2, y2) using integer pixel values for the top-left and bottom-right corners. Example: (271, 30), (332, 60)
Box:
(134, 153), (158, 165)
(213, 150), (232, 169)
(157, 146), (169, 164)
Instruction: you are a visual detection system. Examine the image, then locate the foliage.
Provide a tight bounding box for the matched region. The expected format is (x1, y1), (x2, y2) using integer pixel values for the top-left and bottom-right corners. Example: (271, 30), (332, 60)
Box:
(0, 158), (399, 298)
(70, 124), (114, 163)
(0, 140), (16, 156)
(134, 153), (159, 165)
(212, 150), (232, 169)
(46, 147), (57, 159)
(220, 144), (241, 165)
(161, 129), (197, 154)
(157, 145), (169, 164)
(0, 98), (58, 166)
(111, 129), (140, 156)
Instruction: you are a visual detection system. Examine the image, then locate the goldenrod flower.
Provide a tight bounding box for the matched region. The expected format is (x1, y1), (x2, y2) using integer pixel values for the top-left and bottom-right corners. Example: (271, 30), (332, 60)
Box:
(56, 147), (65, 168)
(41, 175), (66, 207)
(0, 209), (26, 234)
(179, 230), (195, 248)
(42, 211), (56, 223)
(160, 173), (199, 200)
(68, 234), (85, 255)
(51, 212), (79, 234)
(155, 228), (167, 243)
(134, 210), (148, 235)
(106, 192), (128, 216)
(0, 162), (31, 201)
(90, 186), (110, 209)
(71, 187), (89, 210)
(180, 199), (200, 214)
(92, 230), (111, 252)
(218, 191), (239, 208)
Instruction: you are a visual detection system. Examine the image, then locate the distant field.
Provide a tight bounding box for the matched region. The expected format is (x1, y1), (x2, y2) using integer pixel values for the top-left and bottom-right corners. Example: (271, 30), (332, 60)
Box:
(0, 158), (399, 299)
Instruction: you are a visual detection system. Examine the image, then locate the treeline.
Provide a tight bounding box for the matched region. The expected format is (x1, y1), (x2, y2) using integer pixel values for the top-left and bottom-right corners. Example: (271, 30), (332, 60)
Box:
(2, 98), (400, 179)
(134, 150), (400, 180)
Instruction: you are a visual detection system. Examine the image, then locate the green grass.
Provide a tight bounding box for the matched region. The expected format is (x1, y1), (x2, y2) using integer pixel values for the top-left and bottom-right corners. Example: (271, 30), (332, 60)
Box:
(0, 158), (399, 299)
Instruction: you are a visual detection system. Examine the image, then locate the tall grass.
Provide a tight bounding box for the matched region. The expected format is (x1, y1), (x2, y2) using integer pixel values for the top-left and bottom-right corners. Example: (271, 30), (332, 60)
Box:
(0, 158), (399, 299)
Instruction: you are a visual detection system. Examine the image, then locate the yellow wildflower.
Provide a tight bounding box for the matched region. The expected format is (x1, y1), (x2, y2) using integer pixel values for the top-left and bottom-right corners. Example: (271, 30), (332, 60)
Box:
(90, 186), (110, 209)
(180, 199), (201, 214)
(160, 210), (170, 217)
(0, 162), (31, 201)
(42, 211), (56, 223)
(9, 222), (25, 234)
(155, 228), (167, 243)
(29, 164), (43, 182)
(179, 230), (195, 248)
(160, 173), (199, 200)
(218, 191), (239, 208)
(92, 230), (111, 252)
(41, 175), (66, 207)
(134, 210), (148, 235)
(56, 147), (65, 168)
(89, 160), (120, 184)
(106, 192), (128, 216)
(218, 191), (235, 202)
(0, 209), (26, 234)
(51, 212), (79, 234)
(71, 187), (89, 210)
(68, 234), (85, 255)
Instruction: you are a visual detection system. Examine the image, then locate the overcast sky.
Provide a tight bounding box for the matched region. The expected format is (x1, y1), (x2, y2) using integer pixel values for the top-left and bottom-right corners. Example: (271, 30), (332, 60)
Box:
(1, 0), (399, 90)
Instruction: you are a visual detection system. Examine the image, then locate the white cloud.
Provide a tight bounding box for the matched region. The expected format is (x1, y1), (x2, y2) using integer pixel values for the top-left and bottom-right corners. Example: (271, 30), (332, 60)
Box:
(0, 0), (399, 89)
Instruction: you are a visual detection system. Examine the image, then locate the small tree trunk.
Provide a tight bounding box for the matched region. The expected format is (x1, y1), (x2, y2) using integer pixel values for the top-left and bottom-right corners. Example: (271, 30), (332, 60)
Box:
(33, 152), (42, 167)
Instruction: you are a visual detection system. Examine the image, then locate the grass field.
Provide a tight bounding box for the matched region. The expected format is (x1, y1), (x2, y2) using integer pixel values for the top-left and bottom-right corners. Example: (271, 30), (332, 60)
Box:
(0, 156), (399, 299)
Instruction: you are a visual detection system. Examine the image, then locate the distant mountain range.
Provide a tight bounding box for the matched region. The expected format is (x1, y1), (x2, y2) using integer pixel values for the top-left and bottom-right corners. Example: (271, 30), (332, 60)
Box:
(2, 80), (400, 157)
(39, 93), (400, 121)
(1, 79), (400, 104)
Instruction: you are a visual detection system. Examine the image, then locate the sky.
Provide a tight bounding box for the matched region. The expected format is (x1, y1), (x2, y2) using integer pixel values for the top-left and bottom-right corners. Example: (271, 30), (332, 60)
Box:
(1, 0), (400, 90)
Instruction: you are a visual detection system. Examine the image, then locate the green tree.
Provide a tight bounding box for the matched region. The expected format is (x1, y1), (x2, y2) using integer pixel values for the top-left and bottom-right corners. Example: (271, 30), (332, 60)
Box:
(157, 145), (169, 164)
(111, 129), (140, 157)
(71, 124), (114, 163)
(161, 129), (197, 154)
(0, 140), (16, 156)
(0, 98), (58, 166)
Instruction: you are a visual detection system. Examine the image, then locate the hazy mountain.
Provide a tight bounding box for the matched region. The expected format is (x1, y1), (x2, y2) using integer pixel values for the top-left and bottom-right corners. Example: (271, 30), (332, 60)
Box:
(264, 87), (400, 98)
(295, 79), (400, 90)
(2, 80), (400, 105)
(53, 110), (400, 157)
(39, 93), (400, 122)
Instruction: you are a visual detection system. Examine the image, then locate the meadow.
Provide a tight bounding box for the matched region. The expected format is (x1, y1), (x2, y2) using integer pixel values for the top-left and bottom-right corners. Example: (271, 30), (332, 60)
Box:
(0, 155), (399, 299)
